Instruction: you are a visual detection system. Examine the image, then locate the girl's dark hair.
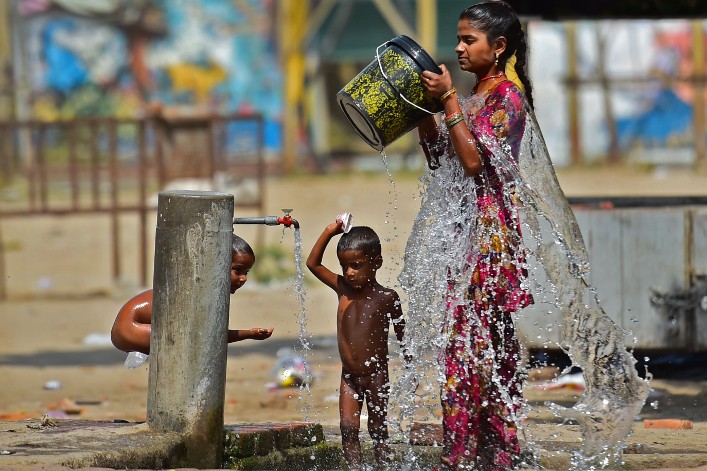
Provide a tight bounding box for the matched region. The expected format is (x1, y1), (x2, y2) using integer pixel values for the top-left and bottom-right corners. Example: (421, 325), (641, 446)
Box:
(337, 226), (382, 258)
(460, 0), (534, 109)
(232, 234), (254, 257)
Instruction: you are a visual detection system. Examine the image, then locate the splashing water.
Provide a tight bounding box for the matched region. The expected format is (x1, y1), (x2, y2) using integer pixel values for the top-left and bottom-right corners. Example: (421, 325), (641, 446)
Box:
(519, 114), (649, 468)
(393, 92), (649, 470)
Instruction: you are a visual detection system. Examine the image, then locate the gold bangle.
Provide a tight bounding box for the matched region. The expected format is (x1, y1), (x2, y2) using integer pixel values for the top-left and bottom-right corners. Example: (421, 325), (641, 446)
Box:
(440, 87), (457, 102)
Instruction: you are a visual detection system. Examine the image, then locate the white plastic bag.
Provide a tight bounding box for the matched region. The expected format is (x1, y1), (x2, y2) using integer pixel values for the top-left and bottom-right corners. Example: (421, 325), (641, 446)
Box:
(124, 351), (149, 369)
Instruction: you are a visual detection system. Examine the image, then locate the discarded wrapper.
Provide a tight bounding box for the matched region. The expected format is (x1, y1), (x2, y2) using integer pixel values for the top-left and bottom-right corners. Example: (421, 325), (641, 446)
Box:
(124, 351), (149, 369)
(644, 419), (693, 429)
(336, 212), (353, 233)
(43, 380), (62, 390)
(272, 348), (314, 388)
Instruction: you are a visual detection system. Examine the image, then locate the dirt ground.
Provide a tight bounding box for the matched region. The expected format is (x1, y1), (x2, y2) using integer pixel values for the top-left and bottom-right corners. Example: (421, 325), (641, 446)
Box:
(1, 162), (707, 457)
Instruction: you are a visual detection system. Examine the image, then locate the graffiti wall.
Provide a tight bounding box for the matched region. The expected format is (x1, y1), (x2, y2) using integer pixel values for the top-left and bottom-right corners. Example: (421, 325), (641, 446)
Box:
(530, 19), (707, 166)
(17, 0), (282, 151)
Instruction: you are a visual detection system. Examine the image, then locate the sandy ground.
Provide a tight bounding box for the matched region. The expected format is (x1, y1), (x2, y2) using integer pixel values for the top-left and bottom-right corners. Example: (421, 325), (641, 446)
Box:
(1, 162), (707, 457)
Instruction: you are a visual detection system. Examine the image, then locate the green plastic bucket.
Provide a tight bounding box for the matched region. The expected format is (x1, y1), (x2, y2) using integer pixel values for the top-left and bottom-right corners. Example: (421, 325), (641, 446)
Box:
(337, 35), (444, 152)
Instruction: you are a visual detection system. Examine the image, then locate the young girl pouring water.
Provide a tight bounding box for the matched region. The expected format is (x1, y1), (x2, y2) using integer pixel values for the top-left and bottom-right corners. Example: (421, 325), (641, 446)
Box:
(416, 2), (532, 468)
(401, 2), (649, 469)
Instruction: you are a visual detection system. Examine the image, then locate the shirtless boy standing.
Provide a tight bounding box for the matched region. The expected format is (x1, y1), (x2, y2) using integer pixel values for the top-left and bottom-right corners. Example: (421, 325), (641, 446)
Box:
(307, 222), (406, 471)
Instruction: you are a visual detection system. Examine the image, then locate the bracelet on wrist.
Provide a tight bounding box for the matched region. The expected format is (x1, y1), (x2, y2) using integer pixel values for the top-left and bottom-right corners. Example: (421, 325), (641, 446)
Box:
(440, 87), (457, 102)
(444, 111), (463, 129)
(446, 116), (464, 129)
(444, 110), (462, 123)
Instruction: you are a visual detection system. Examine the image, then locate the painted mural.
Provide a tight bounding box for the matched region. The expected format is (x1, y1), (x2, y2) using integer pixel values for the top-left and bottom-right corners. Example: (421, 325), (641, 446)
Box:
(18, 0), (282, 150)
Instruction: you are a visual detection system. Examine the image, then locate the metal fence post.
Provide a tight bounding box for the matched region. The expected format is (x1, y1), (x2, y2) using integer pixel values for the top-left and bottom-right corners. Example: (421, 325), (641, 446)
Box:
(147, 190), (233, 468)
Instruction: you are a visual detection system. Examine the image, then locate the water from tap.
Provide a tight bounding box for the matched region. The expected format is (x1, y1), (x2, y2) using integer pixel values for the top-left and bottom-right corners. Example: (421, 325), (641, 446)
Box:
(290, 226), (317, 421)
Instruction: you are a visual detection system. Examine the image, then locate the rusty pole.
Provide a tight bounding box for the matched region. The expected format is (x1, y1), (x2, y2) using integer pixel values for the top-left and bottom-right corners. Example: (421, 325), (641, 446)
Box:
(138, 120), (148, 287)
(108, 120), (120, 281)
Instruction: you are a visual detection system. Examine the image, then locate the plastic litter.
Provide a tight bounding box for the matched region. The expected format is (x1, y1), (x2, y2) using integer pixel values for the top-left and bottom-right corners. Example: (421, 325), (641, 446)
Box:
(82, 332), (113, 346)
(644, 419), (693, 429)
(271, 348), (313, 388)
(124, 351), (149, 369)
(43, 380), (62, 390)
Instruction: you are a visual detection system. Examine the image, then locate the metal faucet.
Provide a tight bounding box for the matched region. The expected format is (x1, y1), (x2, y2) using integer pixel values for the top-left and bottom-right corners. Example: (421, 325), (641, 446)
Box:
(233, 209), (299, 229)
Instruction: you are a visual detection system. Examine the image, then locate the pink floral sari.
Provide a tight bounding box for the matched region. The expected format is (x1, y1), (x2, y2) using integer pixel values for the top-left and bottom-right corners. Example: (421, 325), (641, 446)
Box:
(440, 81), (532, 470)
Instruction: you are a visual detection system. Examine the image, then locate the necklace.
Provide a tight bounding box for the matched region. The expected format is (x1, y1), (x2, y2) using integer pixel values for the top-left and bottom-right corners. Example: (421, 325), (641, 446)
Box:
(473, 72), (506, 94)
(478, 72), (505, 83)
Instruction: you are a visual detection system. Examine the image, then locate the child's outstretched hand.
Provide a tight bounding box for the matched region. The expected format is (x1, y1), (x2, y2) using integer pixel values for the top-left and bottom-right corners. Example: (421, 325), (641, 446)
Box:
(248, 327), (274, 340)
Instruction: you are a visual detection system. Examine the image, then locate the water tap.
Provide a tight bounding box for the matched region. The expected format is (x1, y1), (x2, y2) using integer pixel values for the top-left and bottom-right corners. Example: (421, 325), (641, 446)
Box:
(233, 209), (299, 229)
(278, 209), (299, 228)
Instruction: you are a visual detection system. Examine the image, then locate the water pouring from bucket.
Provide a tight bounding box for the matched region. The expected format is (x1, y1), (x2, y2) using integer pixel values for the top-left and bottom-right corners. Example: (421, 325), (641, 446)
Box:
(337, 35), (444, 151)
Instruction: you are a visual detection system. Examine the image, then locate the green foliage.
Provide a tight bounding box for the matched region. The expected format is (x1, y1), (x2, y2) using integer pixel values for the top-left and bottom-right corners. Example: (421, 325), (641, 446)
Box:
(253, 244), (298, 284)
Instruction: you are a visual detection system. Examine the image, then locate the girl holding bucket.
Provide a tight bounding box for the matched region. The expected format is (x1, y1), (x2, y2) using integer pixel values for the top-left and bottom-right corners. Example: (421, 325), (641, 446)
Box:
(403, 1), (535, 469)
(401, 1), (649, 469)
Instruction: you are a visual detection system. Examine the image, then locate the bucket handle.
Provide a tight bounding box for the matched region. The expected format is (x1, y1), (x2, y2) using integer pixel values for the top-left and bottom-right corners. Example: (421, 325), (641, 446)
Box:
(376, 42), (438, 116)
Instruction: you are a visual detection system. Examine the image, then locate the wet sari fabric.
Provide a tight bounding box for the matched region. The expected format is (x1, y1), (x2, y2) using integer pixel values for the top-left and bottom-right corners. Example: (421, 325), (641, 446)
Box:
(441, 81), (531, 470)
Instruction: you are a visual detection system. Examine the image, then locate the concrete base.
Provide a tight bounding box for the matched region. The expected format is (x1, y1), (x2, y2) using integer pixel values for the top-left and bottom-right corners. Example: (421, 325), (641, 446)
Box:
(0, 419), (706, 470)
(0, 419), (183, 470)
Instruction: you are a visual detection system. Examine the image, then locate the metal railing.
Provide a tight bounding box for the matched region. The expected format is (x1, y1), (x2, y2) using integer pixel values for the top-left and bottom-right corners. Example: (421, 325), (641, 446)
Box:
(0, 113), (266, 299)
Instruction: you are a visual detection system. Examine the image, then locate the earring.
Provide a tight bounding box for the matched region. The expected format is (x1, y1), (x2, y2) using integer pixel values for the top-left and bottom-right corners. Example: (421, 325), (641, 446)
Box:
(494, 54), (499, 67)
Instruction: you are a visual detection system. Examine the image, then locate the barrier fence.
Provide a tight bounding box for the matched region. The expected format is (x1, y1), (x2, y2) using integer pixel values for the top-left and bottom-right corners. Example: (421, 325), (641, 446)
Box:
(0, 114), (266, 300)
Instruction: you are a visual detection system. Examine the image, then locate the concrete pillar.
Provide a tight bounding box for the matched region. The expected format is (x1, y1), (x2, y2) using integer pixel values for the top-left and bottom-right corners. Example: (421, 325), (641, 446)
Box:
(147, 190), (234, 468)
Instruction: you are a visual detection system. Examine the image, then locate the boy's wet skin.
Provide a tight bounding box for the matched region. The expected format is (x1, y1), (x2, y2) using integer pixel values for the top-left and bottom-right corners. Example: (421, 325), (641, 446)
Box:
(337, 249), (398, 377)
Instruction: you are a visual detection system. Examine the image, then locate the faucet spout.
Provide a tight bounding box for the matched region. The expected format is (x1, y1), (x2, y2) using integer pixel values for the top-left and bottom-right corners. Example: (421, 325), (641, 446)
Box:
(277, 214), (299, 229)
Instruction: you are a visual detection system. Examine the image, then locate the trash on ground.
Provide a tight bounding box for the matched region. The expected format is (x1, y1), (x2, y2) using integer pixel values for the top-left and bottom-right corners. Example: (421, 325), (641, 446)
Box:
(44, 410), (69, 419)
(124, 351), (149, 369)
(533, 372), (585, 391)
(82, 332), (113, 346)
(271, 348), (313, 388)
(644, 419), (693, 429)
(0, 412), (36, 420)
(43, 380), (62, 390)
(46, 398), (83, 415)
(74, 399), (103, 405)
